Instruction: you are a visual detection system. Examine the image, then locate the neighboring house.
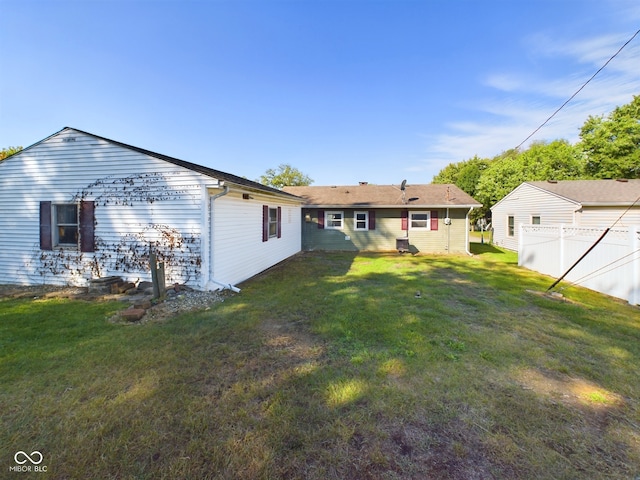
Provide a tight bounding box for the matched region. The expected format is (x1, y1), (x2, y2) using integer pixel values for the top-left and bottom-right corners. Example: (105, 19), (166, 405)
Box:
(491, 179), (640, 251)
(0, 127), (302, 289)
(282, 182), (481, 254)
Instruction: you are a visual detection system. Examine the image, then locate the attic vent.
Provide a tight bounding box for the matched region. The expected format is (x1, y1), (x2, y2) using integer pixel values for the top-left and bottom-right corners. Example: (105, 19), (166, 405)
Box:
(62, 137), (77, 142)
(359, 181), (368, 185)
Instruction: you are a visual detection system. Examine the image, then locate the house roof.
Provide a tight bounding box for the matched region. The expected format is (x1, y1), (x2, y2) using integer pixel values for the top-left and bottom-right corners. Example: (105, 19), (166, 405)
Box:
(15, 127), (302, 201)
(525, 179), (640, 206)
(282, 183), (482, 208)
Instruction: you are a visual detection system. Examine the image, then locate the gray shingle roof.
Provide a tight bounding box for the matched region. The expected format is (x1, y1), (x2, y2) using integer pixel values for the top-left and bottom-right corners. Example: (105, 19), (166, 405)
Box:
(527, 179), (640, 205)
(282, 183), (481, 208)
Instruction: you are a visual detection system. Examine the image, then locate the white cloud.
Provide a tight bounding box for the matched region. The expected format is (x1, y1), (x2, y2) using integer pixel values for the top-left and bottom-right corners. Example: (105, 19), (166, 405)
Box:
(417, 27), (640, 180)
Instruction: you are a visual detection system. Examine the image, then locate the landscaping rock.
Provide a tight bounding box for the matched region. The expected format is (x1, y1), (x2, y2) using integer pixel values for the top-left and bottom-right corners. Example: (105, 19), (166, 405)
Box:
(121, 308), (146, 322)
(89, 276), (123, 294)
(134, 300), (152, 310)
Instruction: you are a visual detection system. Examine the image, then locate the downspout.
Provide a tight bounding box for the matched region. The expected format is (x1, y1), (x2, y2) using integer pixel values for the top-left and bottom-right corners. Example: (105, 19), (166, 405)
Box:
(446, 207), (450, 253)
(207, 183), (242, 293)
(465, 207), (474, 256)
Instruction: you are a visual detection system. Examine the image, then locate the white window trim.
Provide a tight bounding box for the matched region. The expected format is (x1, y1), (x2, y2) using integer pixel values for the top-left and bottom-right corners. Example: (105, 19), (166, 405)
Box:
(507, 215), (515, 237)
(325, 210), (344, 230)
(531, 215), (541, 225)
(54, 203), (79, 248)
(268, 207), (278, 238)
(410, 211), (431, 230)
(354, 211), (369, 231)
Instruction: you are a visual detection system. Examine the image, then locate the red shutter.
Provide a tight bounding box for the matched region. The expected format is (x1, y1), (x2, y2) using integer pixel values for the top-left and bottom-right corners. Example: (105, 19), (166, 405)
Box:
(401, 209), (408, 231)
(80, 201), (95, 252)
(277, 206), (282, 238)
(318, 210), (325, 229)
(430, 210), (439, 231)
(368, 210), (376, 230)
(262, 205), (269, 242)
(39, 201), (52, 250)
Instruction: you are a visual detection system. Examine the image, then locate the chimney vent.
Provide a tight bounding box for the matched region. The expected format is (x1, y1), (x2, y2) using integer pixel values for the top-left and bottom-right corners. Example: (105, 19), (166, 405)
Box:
(359, 181), (368, 186)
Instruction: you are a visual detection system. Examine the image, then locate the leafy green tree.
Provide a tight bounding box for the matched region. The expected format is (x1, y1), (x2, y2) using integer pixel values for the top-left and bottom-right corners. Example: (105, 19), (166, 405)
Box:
(475, 140), (583, 214)
(0, 146), (22, 161)
(433, 155), (491, 223)
(258, 164), (313, 188)
(432, 155), (489, 198)
(579, 94), (640, 179)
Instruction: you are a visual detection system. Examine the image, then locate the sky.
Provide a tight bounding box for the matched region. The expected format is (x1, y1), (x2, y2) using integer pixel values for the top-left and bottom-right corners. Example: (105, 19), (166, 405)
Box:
(1, 0), (639, 187)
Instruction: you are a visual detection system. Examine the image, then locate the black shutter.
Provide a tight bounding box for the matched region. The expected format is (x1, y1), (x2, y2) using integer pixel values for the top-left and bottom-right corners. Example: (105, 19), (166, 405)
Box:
(39, 201), (52, 250)
(318, 210), (325, 229)
(277, 206), (282, 238)
(368, 210), (376, 230)
(80, 201), (95, 252)
(262, 205), (269, 242)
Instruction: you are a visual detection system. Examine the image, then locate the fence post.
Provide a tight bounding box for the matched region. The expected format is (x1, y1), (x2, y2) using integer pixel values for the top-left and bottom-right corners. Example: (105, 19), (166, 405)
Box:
(559, 224), (565, 278)
(518, 223), (523, 267)
(149, 251), (166, 301)
(631, 226), (640, 305)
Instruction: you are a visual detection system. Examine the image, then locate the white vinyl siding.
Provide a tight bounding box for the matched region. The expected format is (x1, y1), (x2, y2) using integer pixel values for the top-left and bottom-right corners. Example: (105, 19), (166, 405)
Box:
(211, 192), (301, 287)
(0, 129), (302, 289)
(0, 130), (206, 286)
(580, 206), (640, 229)
(491, 183), (578, 251)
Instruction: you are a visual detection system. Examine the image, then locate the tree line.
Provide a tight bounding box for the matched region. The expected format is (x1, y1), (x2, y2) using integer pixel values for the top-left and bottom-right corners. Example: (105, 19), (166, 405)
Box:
(432, 95), (640, 222)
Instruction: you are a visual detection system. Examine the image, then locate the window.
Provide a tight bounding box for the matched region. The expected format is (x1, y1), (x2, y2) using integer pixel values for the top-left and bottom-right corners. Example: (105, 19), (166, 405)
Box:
(410, 212), (430, 229)
(531, 215), (541, 225)
(40, 201), (95, 252)
(55, 204), (79, 246)
(354, 211), (368, 230)
(262, 205), (281, 242)
(325, 211), (343, 229)
(507, 216), (515, 237)
(269, 208), (278, 237)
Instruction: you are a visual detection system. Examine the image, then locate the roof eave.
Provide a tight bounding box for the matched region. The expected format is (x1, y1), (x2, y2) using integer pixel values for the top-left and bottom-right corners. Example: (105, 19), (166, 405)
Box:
(580, 202), (640, 207)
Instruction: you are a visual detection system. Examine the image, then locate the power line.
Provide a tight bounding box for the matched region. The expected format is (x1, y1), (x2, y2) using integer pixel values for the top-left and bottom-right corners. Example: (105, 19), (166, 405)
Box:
(561, 248), (640, 290)
(515, 28), (640, 151)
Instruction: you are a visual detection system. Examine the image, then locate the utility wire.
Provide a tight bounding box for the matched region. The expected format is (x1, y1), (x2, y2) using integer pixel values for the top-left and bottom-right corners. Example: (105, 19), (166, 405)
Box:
(515, 28), (640, 150)
(547, 193), (640, 292)
(561, 248), (640, 289)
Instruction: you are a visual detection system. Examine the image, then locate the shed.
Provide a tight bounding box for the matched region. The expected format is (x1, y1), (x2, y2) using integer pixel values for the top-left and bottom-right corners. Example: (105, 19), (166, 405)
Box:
(491, 179), (640, 251)
(283, 183), (481, 254)
(0, 127), (302, 290)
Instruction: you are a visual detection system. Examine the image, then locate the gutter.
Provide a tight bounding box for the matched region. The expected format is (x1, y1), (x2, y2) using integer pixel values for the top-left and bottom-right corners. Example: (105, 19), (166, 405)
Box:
(206, 182), (242, 293)
(208, 279), (241, 293)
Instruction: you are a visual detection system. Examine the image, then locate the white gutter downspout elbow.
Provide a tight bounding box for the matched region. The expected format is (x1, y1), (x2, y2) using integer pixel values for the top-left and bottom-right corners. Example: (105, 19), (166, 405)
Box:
(465, 207), (474, 256)
(207, 183), (242, 293)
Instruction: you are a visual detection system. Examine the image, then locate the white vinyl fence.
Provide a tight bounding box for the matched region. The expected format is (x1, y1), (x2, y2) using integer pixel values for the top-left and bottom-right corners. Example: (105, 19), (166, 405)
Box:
(519, 224), (640, 305)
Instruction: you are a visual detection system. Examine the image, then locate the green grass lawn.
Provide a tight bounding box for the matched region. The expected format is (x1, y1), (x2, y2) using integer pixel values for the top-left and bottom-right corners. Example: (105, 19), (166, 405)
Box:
(2, 247), (639, 479)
